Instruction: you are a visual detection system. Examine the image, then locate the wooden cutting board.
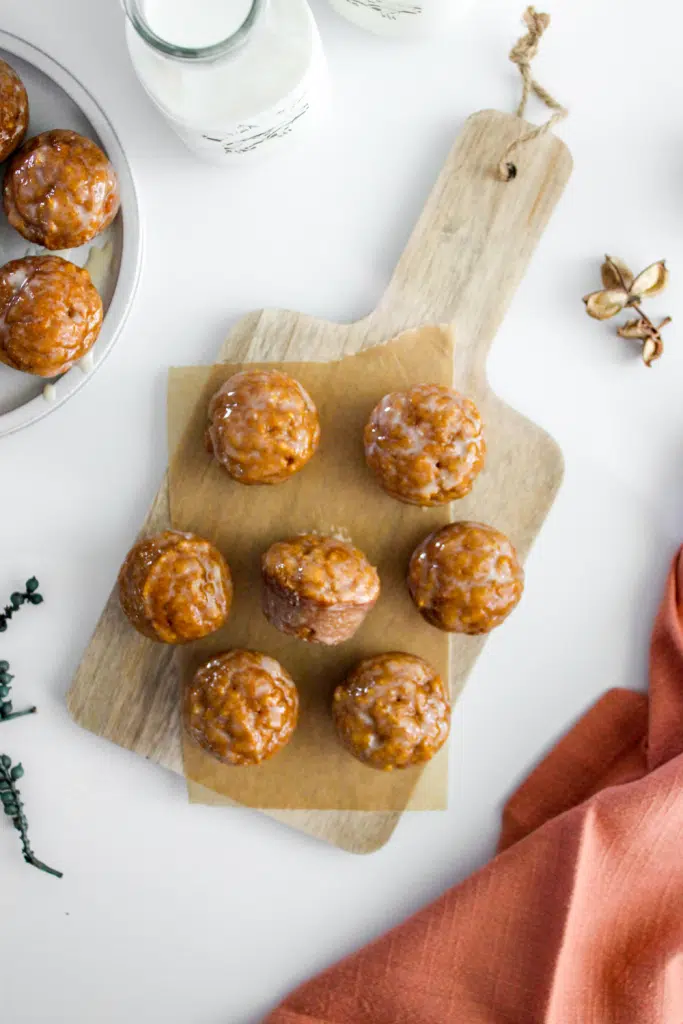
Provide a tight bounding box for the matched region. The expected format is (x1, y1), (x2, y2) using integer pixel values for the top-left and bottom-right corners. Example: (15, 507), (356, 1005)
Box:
(67, 110), (572, 853)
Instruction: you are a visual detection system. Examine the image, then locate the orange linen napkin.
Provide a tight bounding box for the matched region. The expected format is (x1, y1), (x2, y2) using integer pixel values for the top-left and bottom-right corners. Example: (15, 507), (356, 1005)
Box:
(266, 549), (683, 1024)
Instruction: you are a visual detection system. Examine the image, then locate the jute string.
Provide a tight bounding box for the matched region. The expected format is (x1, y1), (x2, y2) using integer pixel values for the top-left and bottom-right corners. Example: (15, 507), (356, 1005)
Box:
(498, 7), (568, 181)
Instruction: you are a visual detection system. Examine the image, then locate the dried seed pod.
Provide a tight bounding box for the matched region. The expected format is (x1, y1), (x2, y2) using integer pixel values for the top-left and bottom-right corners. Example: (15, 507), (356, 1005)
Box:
(630, 261), (668, 301)
(602, 256), (634, 291)
(585, 254), (671, 369)
(617, 319), (652, 341)
(583, 288), (629, 320)
(642, 336), (663, 367)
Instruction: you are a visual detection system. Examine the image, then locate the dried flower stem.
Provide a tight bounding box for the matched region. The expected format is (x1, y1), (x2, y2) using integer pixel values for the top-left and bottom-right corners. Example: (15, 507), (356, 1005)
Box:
(0, 755), (62, 878)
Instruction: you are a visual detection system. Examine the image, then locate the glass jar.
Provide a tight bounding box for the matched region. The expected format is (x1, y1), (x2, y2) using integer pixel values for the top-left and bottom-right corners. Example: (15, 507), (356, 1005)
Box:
(327, 0), (472, 37)
(123, 0), (327, 164)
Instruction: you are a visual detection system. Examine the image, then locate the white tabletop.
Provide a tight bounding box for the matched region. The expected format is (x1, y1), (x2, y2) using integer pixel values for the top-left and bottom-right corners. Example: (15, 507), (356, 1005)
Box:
(2, 0), (682, 1021)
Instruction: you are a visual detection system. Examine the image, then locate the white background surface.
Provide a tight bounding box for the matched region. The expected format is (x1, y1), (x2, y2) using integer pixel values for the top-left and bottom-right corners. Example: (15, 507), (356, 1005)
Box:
(1, 1), (682, 1021)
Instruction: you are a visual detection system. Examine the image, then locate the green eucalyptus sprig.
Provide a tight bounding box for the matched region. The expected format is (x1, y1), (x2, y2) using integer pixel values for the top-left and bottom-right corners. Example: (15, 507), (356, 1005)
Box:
(0, 577), (43, 632)
(0, 661), (36, 722)
(0, 574), (56, 877)
(0, 755), (62, 878)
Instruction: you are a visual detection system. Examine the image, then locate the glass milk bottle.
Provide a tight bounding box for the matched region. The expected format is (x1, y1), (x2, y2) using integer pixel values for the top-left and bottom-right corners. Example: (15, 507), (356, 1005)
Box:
(123, 0), (327, 163)
(327, 0), (472, 37)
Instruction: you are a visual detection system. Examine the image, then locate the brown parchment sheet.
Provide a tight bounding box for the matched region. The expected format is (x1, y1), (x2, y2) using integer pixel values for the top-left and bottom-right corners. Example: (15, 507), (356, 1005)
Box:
(167, 328), (454, 811)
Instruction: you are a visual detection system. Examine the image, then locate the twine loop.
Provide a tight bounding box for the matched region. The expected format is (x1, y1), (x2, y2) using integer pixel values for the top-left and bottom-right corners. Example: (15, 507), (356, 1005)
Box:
(498, 7), (568, 182)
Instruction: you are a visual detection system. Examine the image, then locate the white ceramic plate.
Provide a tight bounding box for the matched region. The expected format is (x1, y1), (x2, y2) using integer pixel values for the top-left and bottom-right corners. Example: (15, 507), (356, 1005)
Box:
(0, 29), (142, 437)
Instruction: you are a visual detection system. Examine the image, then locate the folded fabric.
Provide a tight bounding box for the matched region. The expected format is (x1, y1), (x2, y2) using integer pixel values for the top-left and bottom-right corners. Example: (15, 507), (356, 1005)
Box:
(265, 549), (683, 1024)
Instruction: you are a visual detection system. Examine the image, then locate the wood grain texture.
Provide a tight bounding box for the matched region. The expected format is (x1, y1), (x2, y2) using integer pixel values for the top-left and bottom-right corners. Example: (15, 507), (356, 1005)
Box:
(67, 111), (572, 853)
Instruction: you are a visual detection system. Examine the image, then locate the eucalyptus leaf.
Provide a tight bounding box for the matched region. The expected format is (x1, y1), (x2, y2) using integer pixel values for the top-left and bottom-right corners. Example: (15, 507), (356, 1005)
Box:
(0, 756), (62, 878)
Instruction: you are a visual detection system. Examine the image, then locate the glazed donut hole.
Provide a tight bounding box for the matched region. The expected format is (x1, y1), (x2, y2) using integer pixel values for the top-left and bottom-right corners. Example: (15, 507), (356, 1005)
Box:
(184, 650), (299, 766)
(261, 533), (380, 645)
(205, 369), (321, 485)
(0, 255), (103, 378)
(407, 521), (524, 634)
(0, 59), (29, 163)
(332, 652), (450, 771)
(118, 530), (233, 644)
(3, 128), (120, 250)
(364, 383), (485, 507)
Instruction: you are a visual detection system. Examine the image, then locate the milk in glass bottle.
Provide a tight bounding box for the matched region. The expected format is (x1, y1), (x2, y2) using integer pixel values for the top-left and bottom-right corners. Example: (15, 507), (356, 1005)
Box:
(123, 0), (327, 163)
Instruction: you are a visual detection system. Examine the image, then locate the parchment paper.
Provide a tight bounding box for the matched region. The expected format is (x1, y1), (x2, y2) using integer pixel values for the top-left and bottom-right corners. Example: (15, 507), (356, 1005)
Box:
(167, 327), (454, 811)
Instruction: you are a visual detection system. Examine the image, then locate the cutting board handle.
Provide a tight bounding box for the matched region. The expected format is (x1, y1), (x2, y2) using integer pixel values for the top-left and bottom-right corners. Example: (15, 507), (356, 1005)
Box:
(369, 109), (572, 391)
